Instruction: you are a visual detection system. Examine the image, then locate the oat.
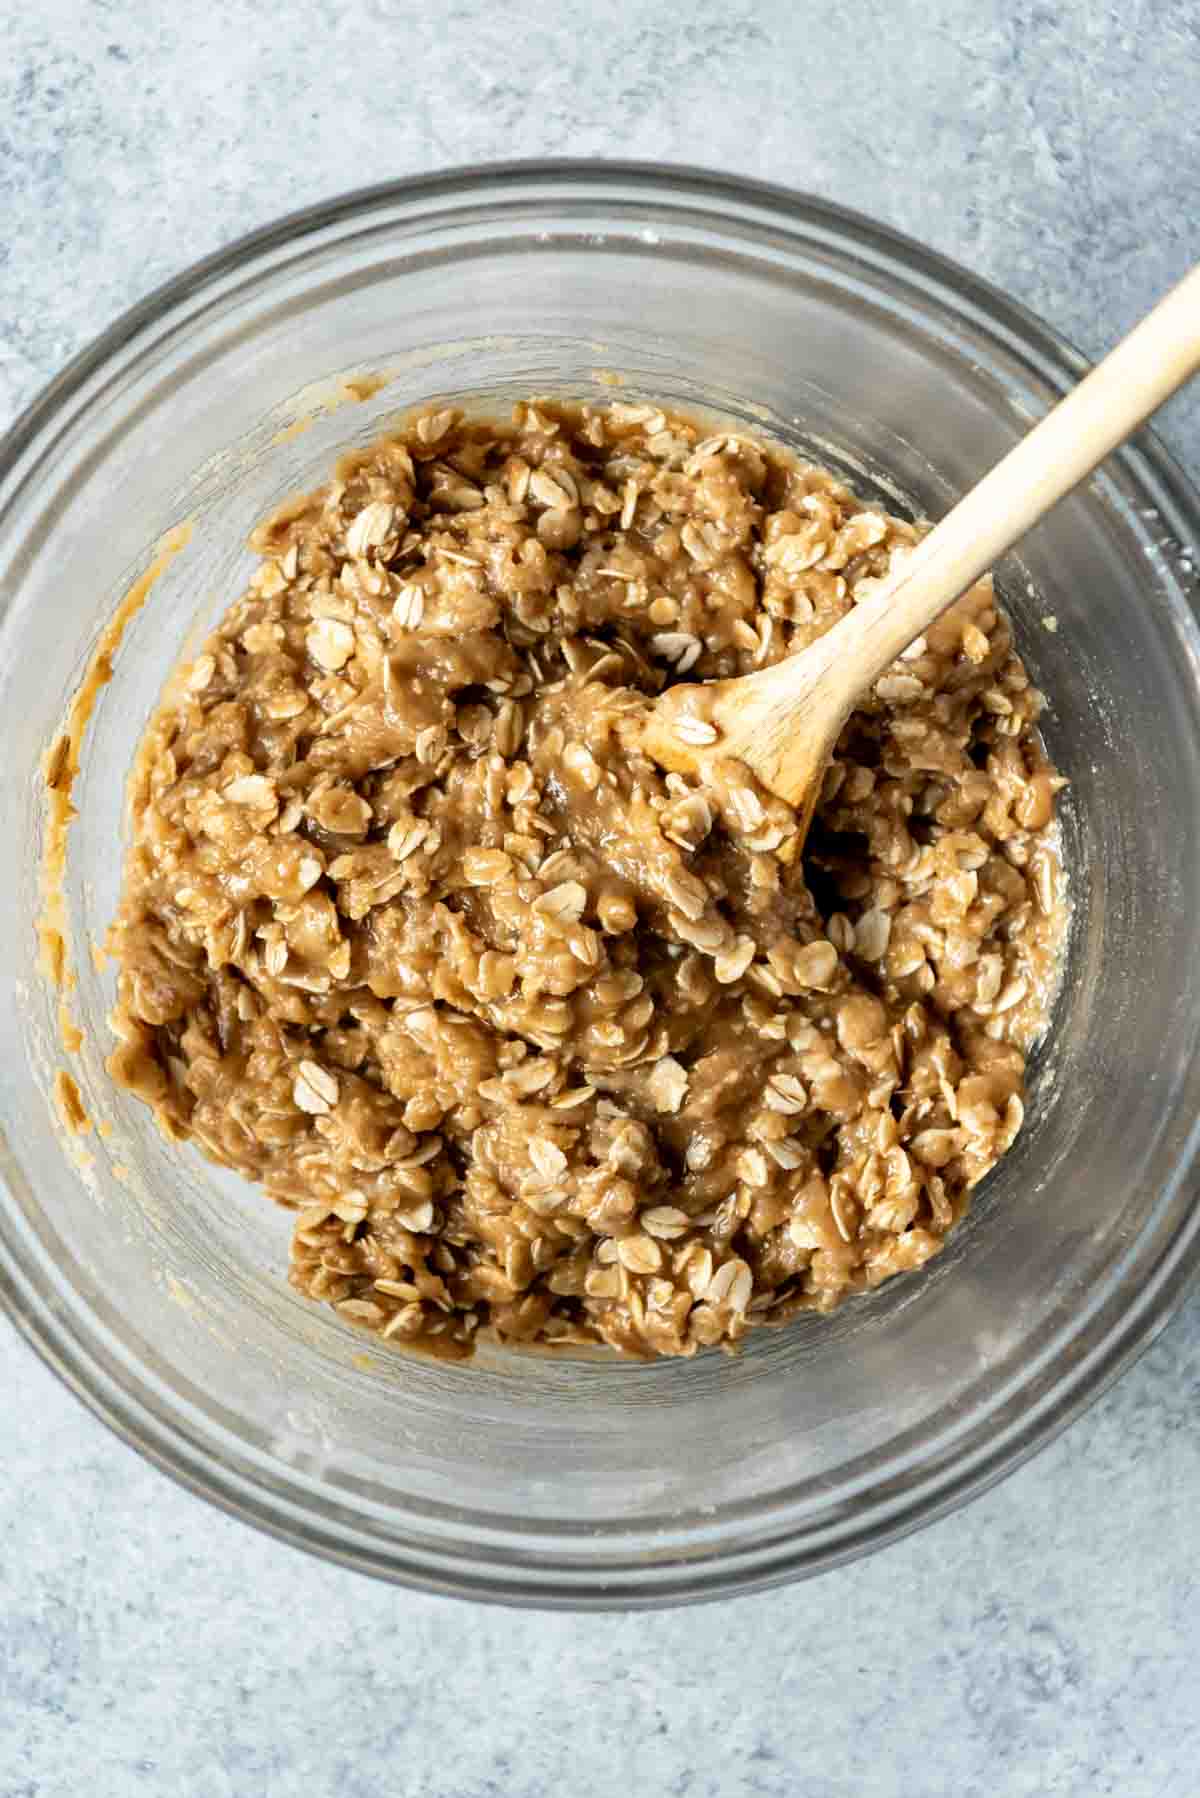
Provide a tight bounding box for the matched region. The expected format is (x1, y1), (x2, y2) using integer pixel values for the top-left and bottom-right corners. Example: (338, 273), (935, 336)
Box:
(566, 927), (601, 967)
(529, 1138), (568, 1180)
(761, 1136), (807, 1171)
(108, 397), (1066, 1363)
(854, 909), (892, 962)
(462, 848), (513, 886)
(993, 975), (1029, 1014)
(738, 1148), (769, 1188)
(391, 585), (426, 630)
(875, 673), (926, 704)
(641, 1205), (691, 1240)
(664, 870), (708, 922)
(793, 941), (839, 988)
(706, 1258), (752, 1311)
(617, 1234), (662, 1274)
(387, 819), (429, 861)
(306, 618), (355, 671)
(765, 1073), (808, 1114)
(551, 1085), (594, 1109)
(646, 1055), (688, 1113)
(662, 793), (713, 851)
(415, 725), (445, 764)
(328, 1192), (368, 1226)
(650, 631), (703, 673)
(529, 468), (577, 510)
(714, 936), (756, 985)
(394, 1199), (436, 1232)
(223, 774), (277, 812)
(672, 715), (719, 747)
(416, 407), (457, 444)
(534, 880), (587, 924)
(187, 654), (216, 693)
(345, 501), (395, 557)
(293, 1060), (338, 1115)
(727, 787), (766, 832)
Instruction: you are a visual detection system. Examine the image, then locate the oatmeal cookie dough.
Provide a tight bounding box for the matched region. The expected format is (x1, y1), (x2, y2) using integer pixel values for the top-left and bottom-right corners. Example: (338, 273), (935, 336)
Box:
(108, 398), (1067, 1359)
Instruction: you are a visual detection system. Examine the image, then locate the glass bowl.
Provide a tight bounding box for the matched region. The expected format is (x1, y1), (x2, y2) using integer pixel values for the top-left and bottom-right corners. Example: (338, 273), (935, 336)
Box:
(2, 163), (1200, 1610)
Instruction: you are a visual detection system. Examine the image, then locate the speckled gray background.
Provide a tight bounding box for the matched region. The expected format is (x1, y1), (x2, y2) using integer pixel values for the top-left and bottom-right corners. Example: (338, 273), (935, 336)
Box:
(3, 3), (1200, 1794)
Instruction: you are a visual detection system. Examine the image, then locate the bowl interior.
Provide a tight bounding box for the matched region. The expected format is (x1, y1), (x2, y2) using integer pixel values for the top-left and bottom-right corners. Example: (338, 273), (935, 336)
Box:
(3, 171), (1200, 1602)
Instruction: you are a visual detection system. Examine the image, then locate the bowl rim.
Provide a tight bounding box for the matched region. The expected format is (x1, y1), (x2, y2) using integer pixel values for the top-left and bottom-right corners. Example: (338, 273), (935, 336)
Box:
(3, 157), (1200, 1609)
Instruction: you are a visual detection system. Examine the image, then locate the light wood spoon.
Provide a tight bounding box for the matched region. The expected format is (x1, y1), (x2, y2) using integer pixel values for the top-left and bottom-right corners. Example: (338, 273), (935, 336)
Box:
(642, 263), (1200, 845)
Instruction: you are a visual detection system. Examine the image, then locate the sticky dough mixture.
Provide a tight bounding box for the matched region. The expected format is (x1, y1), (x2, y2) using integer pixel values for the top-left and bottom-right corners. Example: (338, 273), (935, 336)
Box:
(108, 398), (1067, 1360)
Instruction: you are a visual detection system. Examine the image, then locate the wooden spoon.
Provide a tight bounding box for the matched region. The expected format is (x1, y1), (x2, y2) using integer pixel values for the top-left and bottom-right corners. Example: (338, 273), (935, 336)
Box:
(642, 263), (1200, 846)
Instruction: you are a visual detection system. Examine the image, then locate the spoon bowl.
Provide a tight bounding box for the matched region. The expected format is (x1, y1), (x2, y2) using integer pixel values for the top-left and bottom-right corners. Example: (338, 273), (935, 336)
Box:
(643, 261), (1200, 842)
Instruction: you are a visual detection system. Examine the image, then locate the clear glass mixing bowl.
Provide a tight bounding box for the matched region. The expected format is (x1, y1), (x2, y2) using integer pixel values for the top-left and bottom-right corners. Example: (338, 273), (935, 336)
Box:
(2, 164), (1200, 1608)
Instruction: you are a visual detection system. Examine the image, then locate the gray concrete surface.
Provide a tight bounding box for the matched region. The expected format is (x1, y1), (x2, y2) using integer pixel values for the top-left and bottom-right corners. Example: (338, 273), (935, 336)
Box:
(2, 2), (1199, 1793)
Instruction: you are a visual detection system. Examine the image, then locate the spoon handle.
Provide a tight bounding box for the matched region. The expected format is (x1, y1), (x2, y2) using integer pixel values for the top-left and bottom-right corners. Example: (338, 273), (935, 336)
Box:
(830, 260), (1200, 685)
